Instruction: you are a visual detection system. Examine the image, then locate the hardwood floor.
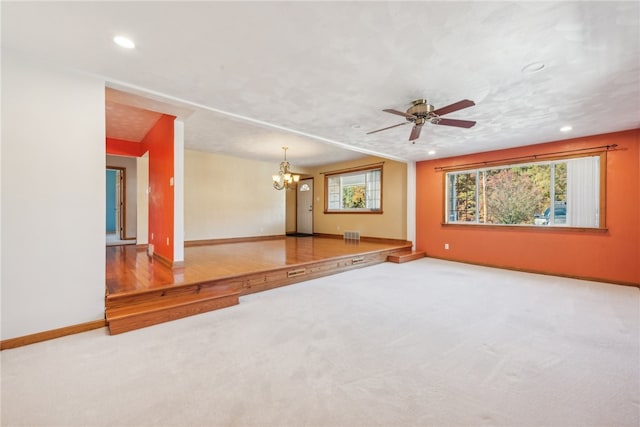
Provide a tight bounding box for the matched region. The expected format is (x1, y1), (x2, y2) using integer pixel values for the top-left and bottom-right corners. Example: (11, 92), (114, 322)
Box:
(106, 236), (411, 296)
(105, 235), (412, 334)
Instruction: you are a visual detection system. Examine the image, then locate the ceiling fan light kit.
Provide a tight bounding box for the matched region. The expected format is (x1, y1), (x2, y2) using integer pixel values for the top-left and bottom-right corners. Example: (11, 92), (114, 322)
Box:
(368, 98), (477, 142)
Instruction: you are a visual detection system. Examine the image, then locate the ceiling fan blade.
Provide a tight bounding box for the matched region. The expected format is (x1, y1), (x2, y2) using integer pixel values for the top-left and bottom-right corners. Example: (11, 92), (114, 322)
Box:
(366, 121), (409, 135)
(433, 99), (475, 116)
(383, 109), (416, 120)
(435, 118), (476, 128)
(409, 124), (422, 141)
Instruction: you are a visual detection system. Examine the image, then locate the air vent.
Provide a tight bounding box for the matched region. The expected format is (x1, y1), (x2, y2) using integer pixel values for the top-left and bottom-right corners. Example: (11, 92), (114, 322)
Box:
(287, 268), (306, 278)
(344, 230), (360, 241)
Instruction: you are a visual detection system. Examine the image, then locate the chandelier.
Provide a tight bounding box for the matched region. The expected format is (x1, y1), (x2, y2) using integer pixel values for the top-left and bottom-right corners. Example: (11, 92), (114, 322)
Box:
(272, 147), (300, 190)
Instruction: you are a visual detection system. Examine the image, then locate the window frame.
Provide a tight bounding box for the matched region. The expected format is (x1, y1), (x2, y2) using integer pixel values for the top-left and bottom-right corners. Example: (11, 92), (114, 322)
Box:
(441, 152), (607, 230)
(324, 165), (383, 214)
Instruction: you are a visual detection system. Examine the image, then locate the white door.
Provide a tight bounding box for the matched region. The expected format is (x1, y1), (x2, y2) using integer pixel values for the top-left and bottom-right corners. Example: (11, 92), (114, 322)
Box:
(297, 178), (313, 235)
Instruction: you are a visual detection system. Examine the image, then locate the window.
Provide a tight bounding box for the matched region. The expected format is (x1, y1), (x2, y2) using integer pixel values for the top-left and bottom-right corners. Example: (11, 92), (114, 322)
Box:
(325, 166), (382, 213)
(445, 154), (603, 228)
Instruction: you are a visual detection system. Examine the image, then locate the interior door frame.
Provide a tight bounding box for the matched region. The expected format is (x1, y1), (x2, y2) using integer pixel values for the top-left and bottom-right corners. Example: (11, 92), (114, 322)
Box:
(106, 166), (126, 240)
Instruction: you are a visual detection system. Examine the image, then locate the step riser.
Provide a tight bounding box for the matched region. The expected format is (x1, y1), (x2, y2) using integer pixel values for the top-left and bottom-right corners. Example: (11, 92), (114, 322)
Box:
(387, 252), (425, 263)
(238, 251), (391, 296)
(107, 294), (239, 335)
(106, 283), (235, 310)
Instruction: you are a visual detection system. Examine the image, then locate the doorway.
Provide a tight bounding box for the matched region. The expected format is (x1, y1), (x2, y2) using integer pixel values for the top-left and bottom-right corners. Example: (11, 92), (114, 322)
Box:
(296, 178), (314, 235)
(106, 166), (126, 245)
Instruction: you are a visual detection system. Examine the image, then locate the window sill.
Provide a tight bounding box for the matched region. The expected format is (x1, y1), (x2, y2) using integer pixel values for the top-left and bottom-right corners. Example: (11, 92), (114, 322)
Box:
(440, 223), (608, 233)
(324, 210), (384, 215)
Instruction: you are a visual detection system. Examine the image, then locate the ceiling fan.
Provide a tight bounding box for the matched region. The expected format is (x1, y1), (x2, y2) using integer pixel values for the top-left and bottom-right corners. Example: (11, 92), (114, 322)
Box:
(367, 98), (476, 141)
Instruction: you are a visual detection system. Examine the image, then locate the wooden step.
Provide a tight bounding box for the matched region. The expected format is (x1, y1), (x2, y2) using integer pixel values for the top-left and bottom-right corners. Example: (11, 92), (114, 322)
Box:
(106, 288), (239, 335)
(387, 250), (425, 264)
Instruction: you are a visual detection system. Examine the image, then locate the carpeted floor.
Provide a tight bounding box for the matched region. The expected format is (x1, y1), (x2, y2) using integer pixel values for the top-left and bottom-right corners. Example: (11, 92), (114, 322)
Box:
(106, 232), (136, 247)
(1, 258), (638, 426)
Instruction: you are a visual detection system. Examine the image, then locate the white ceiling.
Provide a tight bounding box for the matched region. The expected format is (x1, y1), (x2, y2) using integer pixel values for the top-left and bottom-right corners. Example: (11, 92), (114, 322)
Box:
(2, 1), (639, 167)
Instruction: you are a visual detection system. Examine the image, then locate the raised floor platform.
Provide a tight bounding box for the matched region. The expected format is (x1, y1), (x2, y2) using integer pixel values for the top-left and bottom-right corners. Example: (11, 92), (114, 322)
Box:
(106, 236), (412, 334)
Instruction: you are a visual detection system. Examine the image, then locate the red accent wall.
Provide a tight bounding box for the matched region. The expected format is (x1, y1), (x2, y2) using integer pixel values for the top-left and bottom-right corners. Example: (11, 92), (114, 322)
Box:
(142, 115), (175, 263)
(106, 137), (147, 157)
(415, 129), (640, 285)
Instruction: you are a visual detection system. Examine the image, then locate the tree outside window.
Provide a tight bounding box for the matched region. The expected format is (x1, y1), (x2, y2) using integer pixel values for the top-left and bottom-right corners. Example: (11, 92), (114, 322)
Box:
(445, 155), (600, 228)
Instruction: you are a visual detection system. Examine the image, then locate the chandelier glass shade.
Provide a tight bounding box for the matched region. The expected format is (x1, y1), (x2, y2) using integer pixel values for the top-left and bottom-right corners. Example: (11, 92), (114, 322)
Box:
(273, 147), (300, 190)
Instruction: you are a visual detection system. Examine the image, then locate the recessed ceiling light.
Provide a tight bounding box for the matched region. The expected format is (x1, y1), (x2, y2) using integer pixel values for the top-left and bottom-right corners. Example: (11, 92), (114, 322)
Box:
(560, 125), (573, 132)
(521, 62), (545, 73)
(428, 150), (436, 155)
(113, 36), (135, 49)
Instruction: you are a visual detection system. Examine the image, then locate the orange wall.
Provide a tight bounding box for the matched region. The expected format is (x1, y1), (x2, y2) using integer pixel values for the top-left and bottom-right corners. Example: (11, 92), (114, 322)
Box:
(143, 115), (175, 262)
(106, 137), (147, 157)
(415, 129), (639, 285)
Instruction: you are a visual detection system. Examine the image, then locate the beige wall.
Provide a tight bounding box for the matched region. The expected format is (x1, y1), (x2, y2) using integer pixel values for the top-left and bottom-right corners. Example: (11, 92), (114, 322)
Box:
(285, 187), (297, 233)
(184, 150), (285, 241)
(183, 151), (406, 241)
(306, 156), (407, 240)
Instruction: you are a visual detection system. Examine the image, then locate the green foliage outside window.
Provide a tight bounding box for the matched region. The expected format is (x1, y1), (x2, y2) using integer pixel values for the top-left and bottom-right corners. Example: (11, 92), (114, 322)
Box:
(343, 185), (366, 208)
(447, 162), (569, 225)
(485, 168), (545, 224)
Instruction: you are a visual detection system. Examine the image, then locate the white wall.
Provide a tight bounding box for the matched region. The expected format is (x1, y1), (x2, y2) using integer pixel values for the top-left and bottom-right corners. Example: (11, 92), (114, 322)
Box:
(406, 161), (416, 248)
(136, 154), (149, 245)
(173, 120), (184, 262)
(106, 154), (137, 239)
(184, 150), (285, 240)
(1, 53), (106, 340)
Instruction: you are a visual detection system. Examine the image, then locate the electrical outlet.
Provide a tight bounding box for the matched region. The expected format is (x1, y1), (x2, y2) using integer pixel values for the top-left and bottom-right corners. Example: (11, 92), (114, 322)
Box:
(444, 243), (450, 250)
